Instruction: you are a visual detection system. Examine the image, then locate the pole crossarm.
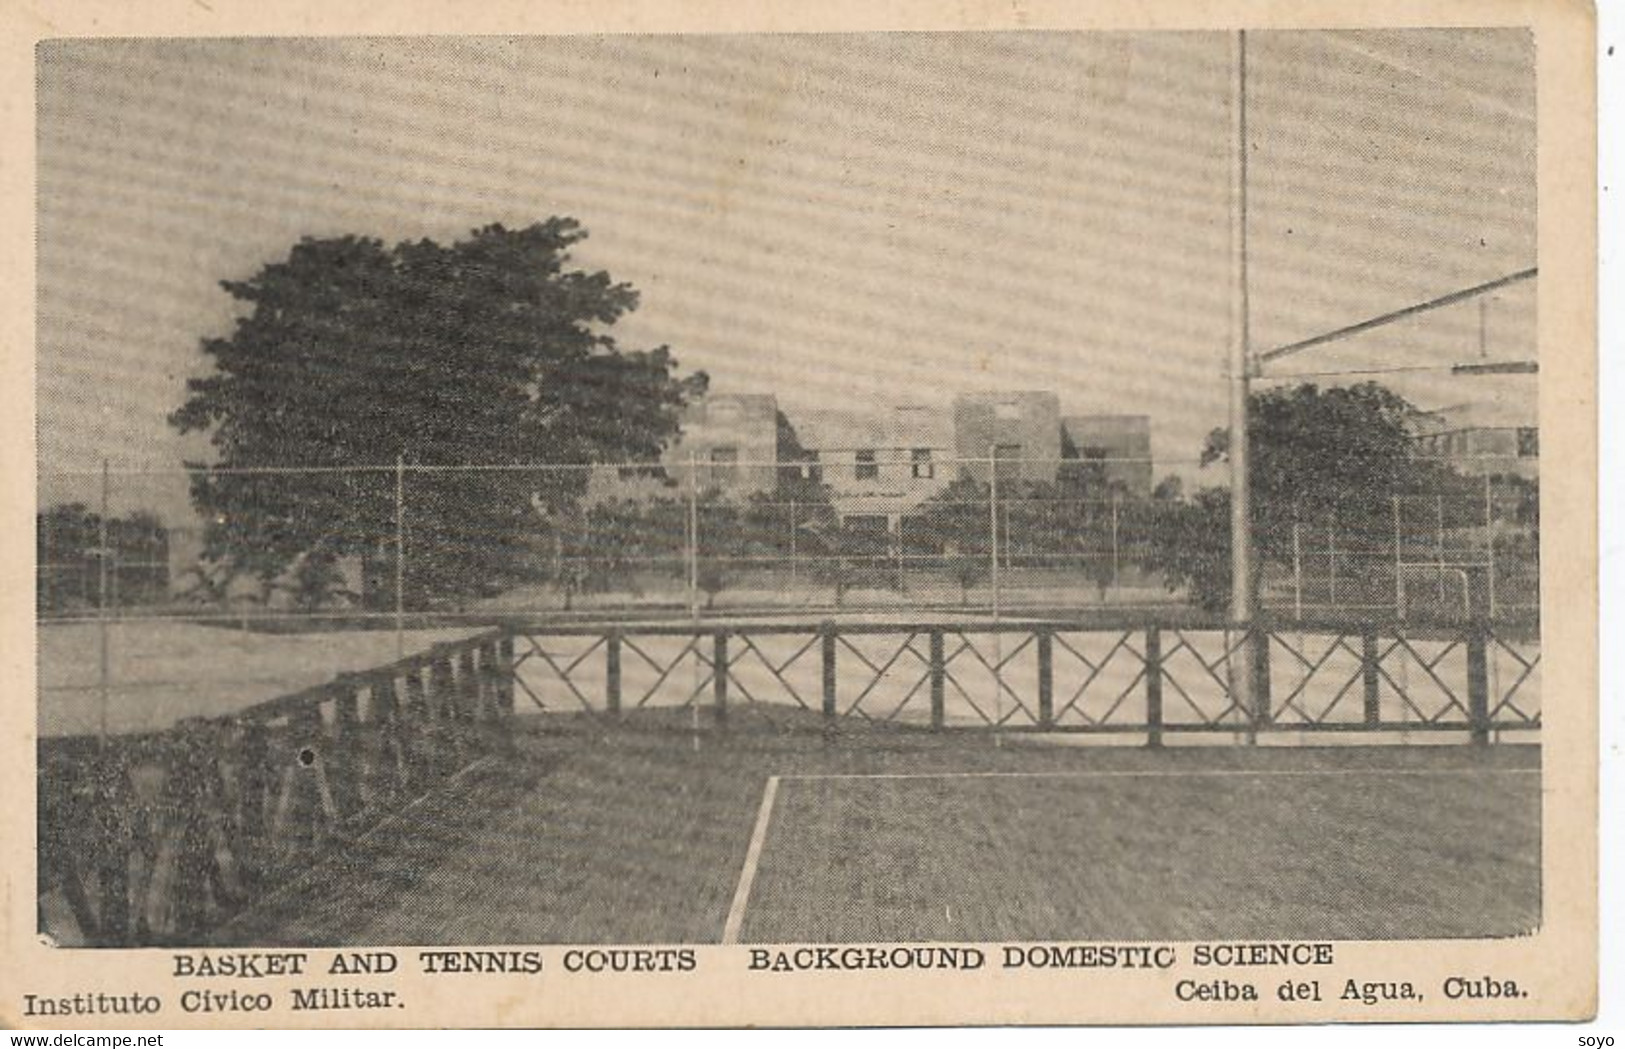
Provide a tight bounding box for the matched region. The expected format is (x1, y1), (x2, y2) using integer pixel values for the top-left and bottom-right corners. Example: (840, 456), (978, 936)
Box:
(1255, 267), (1538, 368)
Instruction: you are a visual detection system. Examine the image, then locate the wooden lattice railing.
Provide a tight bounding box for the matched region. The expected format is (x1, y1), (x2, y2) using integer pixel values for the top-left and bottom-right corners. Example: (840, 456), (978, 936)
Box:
(38, 630), (515, 947)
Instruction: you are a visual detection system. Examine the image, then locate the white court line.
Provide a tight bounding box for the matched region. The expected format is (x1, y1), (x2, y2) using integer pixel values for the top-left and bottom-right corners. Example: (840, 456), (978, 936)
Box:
(783, 767), (1540, 782)
(721, 774), (780, 945)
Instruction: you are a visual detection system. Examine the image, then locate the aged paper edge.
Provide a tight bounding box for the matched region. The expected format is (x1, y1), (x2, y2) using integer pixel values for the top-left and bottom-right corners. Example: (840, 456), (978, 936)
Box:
(0, 0), (1598, 1029)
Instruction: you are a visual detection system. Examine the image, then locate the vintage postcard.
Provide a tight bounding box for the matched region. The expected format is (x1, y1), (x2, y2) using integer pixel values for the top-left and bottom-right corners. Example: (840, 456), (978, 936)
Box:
(0, 0), (1597, 1029)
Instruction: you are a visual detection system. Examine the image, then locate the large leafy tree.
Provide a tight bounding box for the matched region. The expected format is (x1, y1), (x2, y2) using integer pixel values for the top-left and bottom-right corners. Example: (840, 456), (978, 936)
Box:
(170, 220), (705, 607)
(1140, 382), (1465, 613)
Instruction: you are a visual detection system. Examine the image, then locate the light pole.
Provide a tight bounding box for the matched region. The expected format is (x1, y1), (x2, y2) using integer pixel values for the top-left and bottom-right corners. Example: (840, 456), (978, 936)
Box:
(1227, 30), (1258, 714)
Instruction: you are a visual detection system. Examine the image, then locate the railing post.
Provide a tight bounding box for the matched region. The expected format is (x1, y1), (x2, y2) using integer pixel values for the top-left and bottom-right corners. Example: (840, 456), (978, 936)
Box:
(403, 667), (430, 786)
(1145, 625), (1163, 748)
(91, 749), (132, 945)
(1037, 629), (1054, 728)
(606, 630), (622, 717)
(1362, 632), (1382, 727)
(821, 624), (838, 736)
(1467, 621), (1491, 746)
(713, 631), (729, 726)
(1252, 624), (1272, 732)
(236, 720), (272, 887)
(456, 647), (480, 755)
(169, 734), (214, 937)
(429, 657), (459, 773)
(930, 629), (946, 731)
(331, 682), (363, 818)
(363, 678), (400, 805)
(495, 633), (516, 716)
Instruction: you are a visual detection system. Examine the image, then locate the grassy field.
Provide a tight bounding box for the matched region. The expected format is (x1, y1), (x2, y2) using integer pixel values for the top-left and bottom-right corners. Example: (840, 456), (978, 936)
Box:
(219, 715), (1540, 946)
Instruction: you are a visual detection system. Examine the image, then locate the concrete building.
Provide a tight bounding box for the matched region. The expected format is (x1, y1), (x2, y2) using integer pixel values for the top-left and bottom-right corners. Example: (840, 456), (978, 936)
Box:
(787, 404), (954, 530)
(1412, 400), (1539, 481)
(586, 392), (784, 502)
(1061, 414), (1154, 497)
(951, 392), (1062, 485)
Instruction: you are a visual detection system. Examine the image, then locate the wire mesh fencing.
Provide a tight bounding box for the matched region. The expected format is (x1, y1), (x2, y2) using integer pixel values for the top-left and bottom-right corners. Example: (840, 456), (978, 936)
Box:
(36, 455), (1540, 627)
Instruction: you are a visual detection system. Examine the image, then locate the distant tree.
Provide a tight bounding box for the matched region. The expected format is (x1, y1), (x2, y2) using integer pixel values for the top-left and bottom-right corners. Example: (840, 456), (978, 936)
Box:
(36, 504), (169, 613)
(909, 478), (991, 605)
(170, 220), (705, 608)
(1139, 382), (1465, 614)
(270, 548), (358, 613)
(1151, 474), (1185, 502)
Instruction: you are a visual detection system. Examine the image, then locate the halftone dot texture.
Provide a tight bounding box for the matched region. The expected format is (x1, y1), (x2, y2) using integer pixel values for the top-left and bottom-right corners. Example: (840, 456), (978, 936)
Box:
(38, 31), (1535, 525)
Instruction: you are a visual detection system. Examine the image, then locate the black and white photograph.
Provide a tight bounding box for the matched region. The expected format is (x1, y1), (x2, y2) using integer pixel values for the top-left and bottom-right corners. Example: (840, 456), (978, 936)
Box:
(11, 7), (1601, 1029)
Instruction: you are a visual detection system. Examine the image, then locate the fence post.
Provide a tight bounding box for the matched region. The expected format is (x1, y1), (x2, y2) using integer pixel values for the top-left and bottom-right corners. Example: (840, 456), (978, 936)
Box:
(395, 455), (406, 659)
(1328, 524), (1338, 606)
(1037, 629), (1054, 728)
(98, 459), (111, 746)
(1393, 495), (1406, 620)
(713, 631), (729, 726)
(1467, 621), (1491, 746)
(1145, 625), (1163, 748)
(930, 629), (946, 731)
(1291, 520), (1303, 621)
(1110, 495), (1121, 591)
(606, 630), (622, 717)
(821, 623), (838, 733)
(1484, 473), (1498, 620)
(686, 451), (700, 618)
(1362, 632), (1382, 727)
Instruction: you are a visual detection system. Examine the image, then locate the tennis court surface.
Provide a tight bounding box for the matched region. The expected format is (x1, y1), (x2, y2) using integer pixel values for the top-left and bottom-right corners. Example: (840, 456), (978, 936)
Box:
(220, 715), (1540, 946)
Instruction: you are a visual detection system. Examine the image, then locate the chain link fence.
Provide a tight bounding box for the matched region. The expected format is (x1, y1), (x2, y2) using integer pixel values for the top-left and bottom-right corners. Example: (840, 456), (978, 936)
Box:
(38, 455), (1538, 625)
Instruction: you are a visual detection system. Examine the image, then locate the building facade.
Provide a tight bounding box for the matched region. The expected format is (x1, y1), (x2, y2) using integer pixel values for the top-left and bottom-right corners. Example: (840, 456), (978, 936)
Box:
(1061, 414), (1154, 497)
(586, 392), (785, 503)
(787, 404), (955, 531)
(951, 392), (1063, 484)
(1412, 400), (1539, 481)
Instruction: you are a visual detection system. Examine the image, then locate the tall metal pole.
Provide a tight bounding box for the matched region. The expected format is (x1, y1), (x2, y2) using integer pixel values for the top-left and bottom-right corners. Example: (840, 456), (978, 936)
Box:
(1227, 30), (1256, 715)
(687, 452), (701, 749)
(988, 448), (1003, 745)
(1228, 29), (1253, 625)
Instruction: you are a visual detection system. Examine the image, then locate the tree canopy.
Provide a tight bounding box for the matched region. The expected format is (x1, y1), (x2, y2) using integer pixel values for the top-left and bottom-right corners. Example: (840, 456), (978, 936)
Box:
(170, 219), (705, 606)
(1141, 382), (1463, 613)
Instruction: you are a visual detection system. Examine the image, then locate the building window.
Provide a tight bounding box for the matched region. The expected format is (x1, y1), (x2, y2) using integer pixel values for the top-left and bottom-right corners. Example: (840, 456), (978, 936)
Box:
(1517, 427), (1539, 458)
(803, 452), (822, 483)
(855, 449), (879, 481)
(911, 448), (934, 479)
(994, 402), (1021, 421)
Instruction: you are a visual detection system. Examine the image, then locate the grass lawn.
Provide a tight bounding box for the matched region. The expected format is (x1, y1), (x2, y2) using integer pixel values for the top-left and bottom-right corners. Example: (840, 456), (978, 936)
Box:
(217, 713), (1540, 947)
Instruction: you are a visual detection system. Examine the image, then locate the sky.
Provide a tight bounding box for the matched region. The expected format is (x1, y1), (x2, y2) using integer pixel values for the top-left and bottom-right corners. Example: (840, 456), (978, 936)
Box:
(36, 30), (1537, 518)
